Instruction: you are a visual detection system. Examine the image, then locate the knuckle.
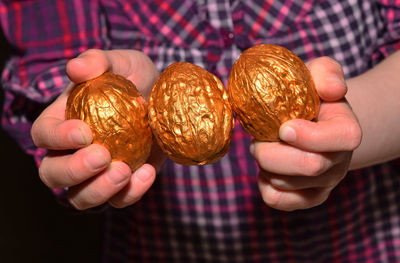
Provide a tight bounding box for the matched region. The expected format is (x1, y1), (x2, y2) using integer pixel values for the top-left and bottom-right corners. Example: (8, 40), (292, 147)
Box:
(68, 190), (106, 211)
(319, 170), (340, 189)
(129, 195), (142, 205)
(302, 188), (331, 210)
(30, 120), (45, 148)
(314, 189), (330, 207)
(31, 117), (61, 149)
(326, 176), (341, 189)
(252, 143), (262, 159)
(109, 200), (128, 209)
(264, 188), (332, 211)
(344, 121), (362, 151)
(38, 160), (54, 188)
(30, 122), (39, 146)
(261, 184), (284, 209)
(253, 145), (270, 170)
(111, 195), (142, 209)
(63, 162), (81, 186)
(85, 188), (108, 207)
(68, 198), (85, 211)
(108, 200), (122, 208)
(300, 153), (327, 177)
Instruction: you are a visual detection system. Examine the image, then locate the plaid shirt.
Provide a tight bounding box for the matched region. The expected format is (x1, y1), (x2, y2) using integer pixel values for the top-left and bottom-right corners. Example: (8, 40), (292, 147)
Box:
(2, 0), (400, 262)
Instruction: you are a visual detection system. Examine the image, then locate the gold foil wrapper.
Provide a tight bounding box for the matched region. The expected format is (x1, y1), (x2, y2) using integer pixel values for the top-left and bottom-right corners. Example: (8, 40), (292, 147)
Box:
(148, 62), (234, 165)
(65, 72), (152, 171)
(228, 44), (320, 142)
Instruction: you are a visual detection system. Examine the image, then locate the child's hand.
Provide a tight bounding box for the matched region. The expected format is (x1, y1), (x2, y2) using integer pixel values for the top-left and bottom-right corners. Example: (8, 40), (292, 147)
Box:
(252, 57), (362, 211)
(31, 49), (165, 210)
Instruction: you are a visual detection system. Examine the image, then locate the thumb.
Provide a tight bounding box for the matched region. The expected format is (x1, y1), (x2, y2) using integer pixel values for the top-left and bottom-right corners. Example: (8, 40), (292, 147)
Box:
(66, 49), (159, 99)
(306, 56), (347, 102)
(279, 102), (362, 153)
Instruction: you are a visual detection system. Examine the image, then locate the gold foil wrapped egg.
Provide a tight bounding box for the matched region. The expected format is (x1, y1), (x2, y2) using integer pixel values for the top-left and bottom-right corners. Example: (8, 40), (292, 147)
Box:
(228, 44), (320, 142)
(148, 62), (234, 165)
(65, 72), (152, 171)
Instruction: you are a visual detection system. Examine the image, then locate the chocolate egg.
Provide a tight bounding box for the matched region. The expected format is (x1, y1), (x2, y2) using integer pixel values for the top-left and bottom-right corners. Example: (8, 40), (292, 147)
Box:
(65, 72), (152, 171)
(228, 44), (320, 142)
(148, 62), (234, 165)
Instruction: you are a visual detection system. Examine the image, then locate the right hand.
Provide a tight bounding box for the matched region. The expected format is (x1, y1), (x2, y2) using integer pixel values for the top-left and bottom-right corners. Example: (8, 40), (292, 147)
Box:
(31, 49), (166, 210)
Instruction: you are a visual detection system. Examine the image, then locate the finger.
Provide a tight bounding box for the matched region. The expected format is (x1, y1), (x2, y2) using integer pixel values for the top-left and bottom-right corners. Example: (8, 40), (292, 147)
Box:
(260, 157), (349, 191)
(39, 144), (111, 188)
(108, 164), (156, 208)
(67, 161), (131, 210)
(66, 49), (110, 83)
(66, 49), (159, 99)
(279, 102), (362, 152)
(306, 56), (347, 101)
(31, 82), (93, 150)
(250, 141), (341, 176)
(31, 117), (92, 150)
(258, 175), (331, 211)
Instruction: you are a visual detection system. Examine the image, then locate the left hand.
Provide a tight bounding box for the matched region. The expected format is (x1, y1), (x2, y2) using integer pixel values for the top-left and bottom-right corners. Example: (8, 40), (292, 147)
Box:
(251, 57), (362, 211)
(31, 49), (164, 210)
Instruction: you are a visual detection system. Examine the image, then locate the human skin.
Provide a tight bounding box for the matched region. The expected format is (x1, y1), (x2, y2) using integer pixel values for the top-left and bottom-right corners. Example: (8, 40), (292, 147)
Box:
(253, 50), (400, 211)
(32, 49), (400, 212)
(253, 57), (362, 211)
(31, 49), (165, 210)
(346, 50), (400, 169)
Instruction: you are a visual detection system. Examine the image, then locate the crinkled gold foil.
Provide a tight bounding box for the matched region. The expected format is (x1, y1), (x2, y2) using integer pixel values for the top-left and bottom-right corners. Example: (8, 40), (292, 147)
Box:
(228, 44), (320, 142)
(148, 62), (234, 165)
(65, 72), (152, 171)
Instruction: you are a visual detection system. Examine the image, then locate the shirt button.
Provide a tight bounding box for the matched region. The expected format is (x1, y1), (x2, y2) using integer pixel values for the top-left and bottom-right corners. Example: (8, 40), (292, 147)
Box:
(220, 28), (234, 48)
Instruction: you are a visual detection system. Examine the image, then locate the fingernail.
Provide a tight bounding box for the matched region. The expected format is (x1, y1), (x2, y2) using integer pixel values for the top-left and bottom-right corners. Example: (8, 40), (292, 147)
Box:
(280, 125), (296, 142)
(135, 167), (152, 183)
(107, 163), (131, 185)
(85, 148), (108, 170)
(70, 128), (89, 145)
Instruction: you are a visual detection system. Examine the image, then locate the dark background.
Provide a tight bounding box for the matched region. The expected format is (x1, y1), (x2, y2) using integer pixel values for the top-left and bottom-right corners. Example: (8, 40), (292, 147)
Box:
(0, 29), (104, 262)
